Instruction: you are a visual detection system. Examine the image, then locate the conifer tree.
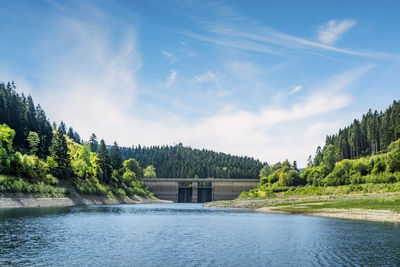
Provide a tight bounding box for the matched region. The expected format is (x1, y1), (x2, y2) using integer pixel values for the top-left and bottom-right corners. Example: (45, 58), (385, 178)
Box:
(97, 139), (112, 183)
(110, 141), (123, 170)
(59, 121), (66, 134)
(49, 128), (70, 177)
(67, 127), (75, 140)
(89, 133), (98, 152)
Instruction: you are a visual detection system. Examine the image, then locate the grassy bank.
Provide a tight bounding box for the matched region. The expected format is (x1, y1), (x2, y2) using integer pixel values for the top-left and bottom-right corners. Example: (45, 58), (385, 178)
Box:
(207, 183), (400, 222)
(0, 174), (155, 201)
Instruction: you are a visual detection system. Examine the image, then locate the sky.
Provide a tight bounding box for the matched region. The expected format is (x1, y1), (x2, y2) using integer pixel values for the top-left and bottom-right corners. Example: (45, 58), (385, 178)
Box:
(1, 0), (400, 167)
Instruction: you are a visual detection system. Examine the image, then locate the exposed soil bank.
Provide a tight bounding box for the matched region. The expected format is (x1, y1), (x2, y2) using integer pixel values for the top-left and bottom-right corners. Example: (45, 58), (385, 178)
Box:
(206, 192), (400, 223)
(0, 195), (170, 209)
(255, 206), (400, 223)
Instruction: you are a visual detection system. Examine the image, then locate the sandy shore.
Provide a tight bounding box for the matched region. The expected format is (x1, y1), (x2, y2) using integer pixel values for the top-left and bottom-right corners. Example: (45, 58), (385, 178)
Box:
(255, 206), (400, 223)
(0, 195), (170, 209)
(207, 193), (400, 223)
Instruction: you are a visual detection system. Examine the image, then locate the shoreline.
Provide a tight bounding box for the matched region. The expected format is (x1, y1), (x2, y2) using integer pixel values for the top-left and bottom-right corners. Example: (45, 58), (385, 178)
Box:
(0, 195), (170, 209)
(206, 192), (400, 223)
(255, 206), (400, 223)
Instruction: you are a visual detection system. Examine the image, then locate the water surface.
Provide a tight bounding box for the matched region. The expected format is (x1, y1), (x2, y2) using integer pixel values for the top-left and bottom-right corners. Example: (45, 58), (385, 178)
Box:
(0, 203), (399, 266)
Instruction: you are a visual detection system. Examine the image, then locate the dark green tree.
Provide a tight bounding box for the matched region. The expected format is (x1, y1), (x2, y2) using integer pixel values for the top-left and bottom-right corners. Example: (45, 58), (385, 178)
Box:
(97, 139), (112, 183)
(59, 121), (67, 134)
(67, 127), (75, 140)
(49, 128), (70, 177)
(110, 141), (123, 170)
(89, 133), (98, 152)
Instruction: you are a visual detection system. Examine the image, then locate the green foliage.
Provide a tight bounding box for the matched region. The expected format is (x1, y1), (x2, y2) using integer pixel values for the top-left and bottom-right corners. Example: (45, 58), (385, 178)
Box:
(259, 164), (272, 179)
(68, 140), (99, 180)
(144, 165), (157, 178)
(387, 138), (400, 172)
(322, 144), (338, 171)
(311, 100), (400, 169)
(119, 143), (263, 178)
(259, 160), (303, 187)
(49, 128), (70, 177)
(123, 158), (143, 178)
(97, 139), (112, 183)
(89, 133), (98, 152)
(27, 131), (40, 154)
(0, 124), (15, 174)
(0, 175), (66, 196)
(110, 142), (123, 170)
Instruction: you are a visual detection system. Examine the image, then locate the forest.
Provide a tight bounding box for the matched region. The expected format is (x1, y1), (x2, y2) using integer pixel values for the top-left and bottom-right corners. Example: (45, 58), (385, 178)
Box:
(311, 100), (400, 166)
(246, 100), (400, 198)
(0, 82), (153, 198)
(119, 145), (263, 178)
(0, 81), (262, 199)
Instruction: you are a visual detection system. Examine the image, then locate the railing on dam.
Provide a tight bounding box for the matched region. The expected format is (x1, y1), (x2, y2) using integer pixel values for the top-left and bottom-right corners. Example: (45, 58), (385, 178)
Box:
(141, 178), (260, 203)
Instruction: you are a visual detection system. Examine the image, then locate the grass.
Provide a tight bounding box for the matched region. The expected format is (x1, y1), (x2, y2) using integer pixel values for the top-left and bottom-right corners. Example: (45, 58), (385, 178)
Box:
(275, 198), (400, 213)
(240, 182), (400, 200)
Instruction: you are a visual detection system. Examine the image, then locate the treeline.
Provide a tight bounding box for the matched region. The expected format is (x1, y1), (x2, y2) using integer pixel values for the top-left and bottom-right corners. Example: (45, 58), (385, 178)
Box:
(0, 82), (151, 197)
(118, 144), (263, 178)
(253, 137), (400, 190)
(0, 82), (53, 157)
(245, 100), (400, 198)
(311, 100), (400, 167)
(0, 82), (82, 156)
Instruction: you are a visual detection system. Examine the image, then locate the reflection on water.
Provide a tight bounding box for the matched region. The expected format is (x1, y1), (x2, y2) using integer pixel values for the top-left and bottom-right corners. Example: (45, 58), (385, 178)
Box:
(0, 203), (400, 266)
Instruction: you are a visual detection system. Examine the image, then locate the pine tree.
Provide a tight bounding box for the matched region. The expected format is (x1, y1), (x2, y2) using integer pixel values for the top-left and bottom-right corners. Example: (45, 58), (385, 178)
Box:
(67, 127), (75, 140)
(89, 133), (98, 152)
(110, 141), (123, 170)
(49, 128), (70, 177)
(73, 131), (81, 144)
(59, 121), (66, 134)
(97, 139), (112, 183)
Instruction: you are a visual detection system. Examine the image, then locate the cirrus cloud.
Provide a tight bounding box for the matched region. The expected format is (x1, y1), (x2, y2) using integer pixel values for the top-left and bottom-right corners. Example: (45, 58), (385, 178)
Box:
(317, 19), (356, 45)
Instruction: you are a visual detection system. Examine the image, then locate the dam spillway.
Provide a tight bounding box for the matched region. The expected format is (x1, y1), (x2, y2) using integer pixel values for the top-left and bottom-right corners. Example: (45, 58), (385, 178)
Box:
(142, 178), (259, 203)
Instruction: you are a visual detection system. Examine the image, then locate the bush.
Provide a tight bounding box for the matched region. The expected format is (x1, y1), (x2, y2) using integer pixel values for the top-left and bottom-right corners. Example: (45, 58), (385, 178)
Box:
(43, 174), (58, 185)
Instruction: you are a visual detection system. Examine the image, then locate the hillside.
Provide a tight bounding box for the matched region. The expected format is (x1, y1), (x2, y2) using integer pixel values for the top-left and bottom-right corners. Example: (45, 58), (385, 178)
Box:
(311, 100), (400, 166)
(119, 145), (263, 178)
(0, 82), (151, 198)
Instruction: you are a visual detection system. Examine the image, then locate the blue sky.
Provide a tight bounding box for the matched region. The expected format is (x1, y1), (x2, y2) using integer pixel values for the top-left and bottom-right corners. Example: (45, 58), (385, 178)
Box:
(1, 0), (400, 166)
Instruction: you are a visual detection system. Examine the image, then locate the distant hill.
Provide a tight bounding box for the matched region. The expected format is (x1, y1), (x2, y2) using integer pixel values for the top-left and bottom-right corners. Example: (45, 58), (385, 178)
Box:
(118, 144), (264, 179)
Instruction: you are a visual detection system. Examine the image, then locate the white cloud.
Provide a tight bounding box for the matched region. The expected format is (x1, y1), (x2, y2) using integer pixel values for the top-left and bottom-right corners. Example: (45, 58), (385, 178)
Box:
(31, 14), (370, 168)
(182, 8), (400, 60)
(193, 71), (217, 83)
(166, 69), (177, 88)
(14, 3), (373, 170)
(161, 50), (178, 62)
(289, 85), (302, 94)
(161, 50), (173, 57)
(318, 19), (356, 45)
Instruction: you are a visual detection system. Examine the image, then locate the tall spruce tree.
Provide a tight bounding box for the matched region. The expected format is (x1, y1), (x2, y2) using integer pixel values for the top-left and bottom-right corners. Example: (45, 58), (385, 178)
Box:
(49, 127), (70, 177)
(110, 141), (123, 170)
(97, 139), (112, 183)
(59, 121), (66, 134)
(67, 127), (75, 140)
(89, 133), (98, 152)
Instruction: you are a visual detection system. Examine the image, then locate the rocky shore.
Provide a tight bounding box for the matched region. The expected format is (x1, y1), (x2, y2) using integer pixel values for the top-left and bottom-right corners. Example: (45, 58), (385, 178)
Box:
(0, 195), (170, 209)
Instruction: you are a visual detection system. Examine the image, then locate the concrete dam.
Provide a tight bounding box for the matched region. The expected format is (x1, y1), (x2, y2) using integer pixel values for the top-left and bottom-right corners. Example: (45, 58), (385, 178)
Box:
(142, 178), (259, 203)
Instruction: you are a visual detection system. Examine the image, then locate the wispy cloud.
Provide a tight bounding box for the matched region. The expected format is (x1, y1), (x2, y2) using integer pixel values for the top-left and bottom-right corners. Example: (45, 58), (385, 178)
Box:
(193, 71), (217, 83)
(161, 50), (178, 62)
(166, 69), (177, 88)
(273, 85), (302, 102)
(178, 66), (371, 165)
(318, 19), (356, 45)
(289, 85), (302, 95)
(179, 4), (399, 60)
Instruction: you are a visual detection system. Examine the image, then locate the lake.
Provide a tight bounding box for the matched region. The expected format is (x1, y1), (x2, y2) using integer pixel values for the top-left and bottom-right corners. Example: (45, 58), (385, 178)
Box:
(0, 203), (399, 266)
